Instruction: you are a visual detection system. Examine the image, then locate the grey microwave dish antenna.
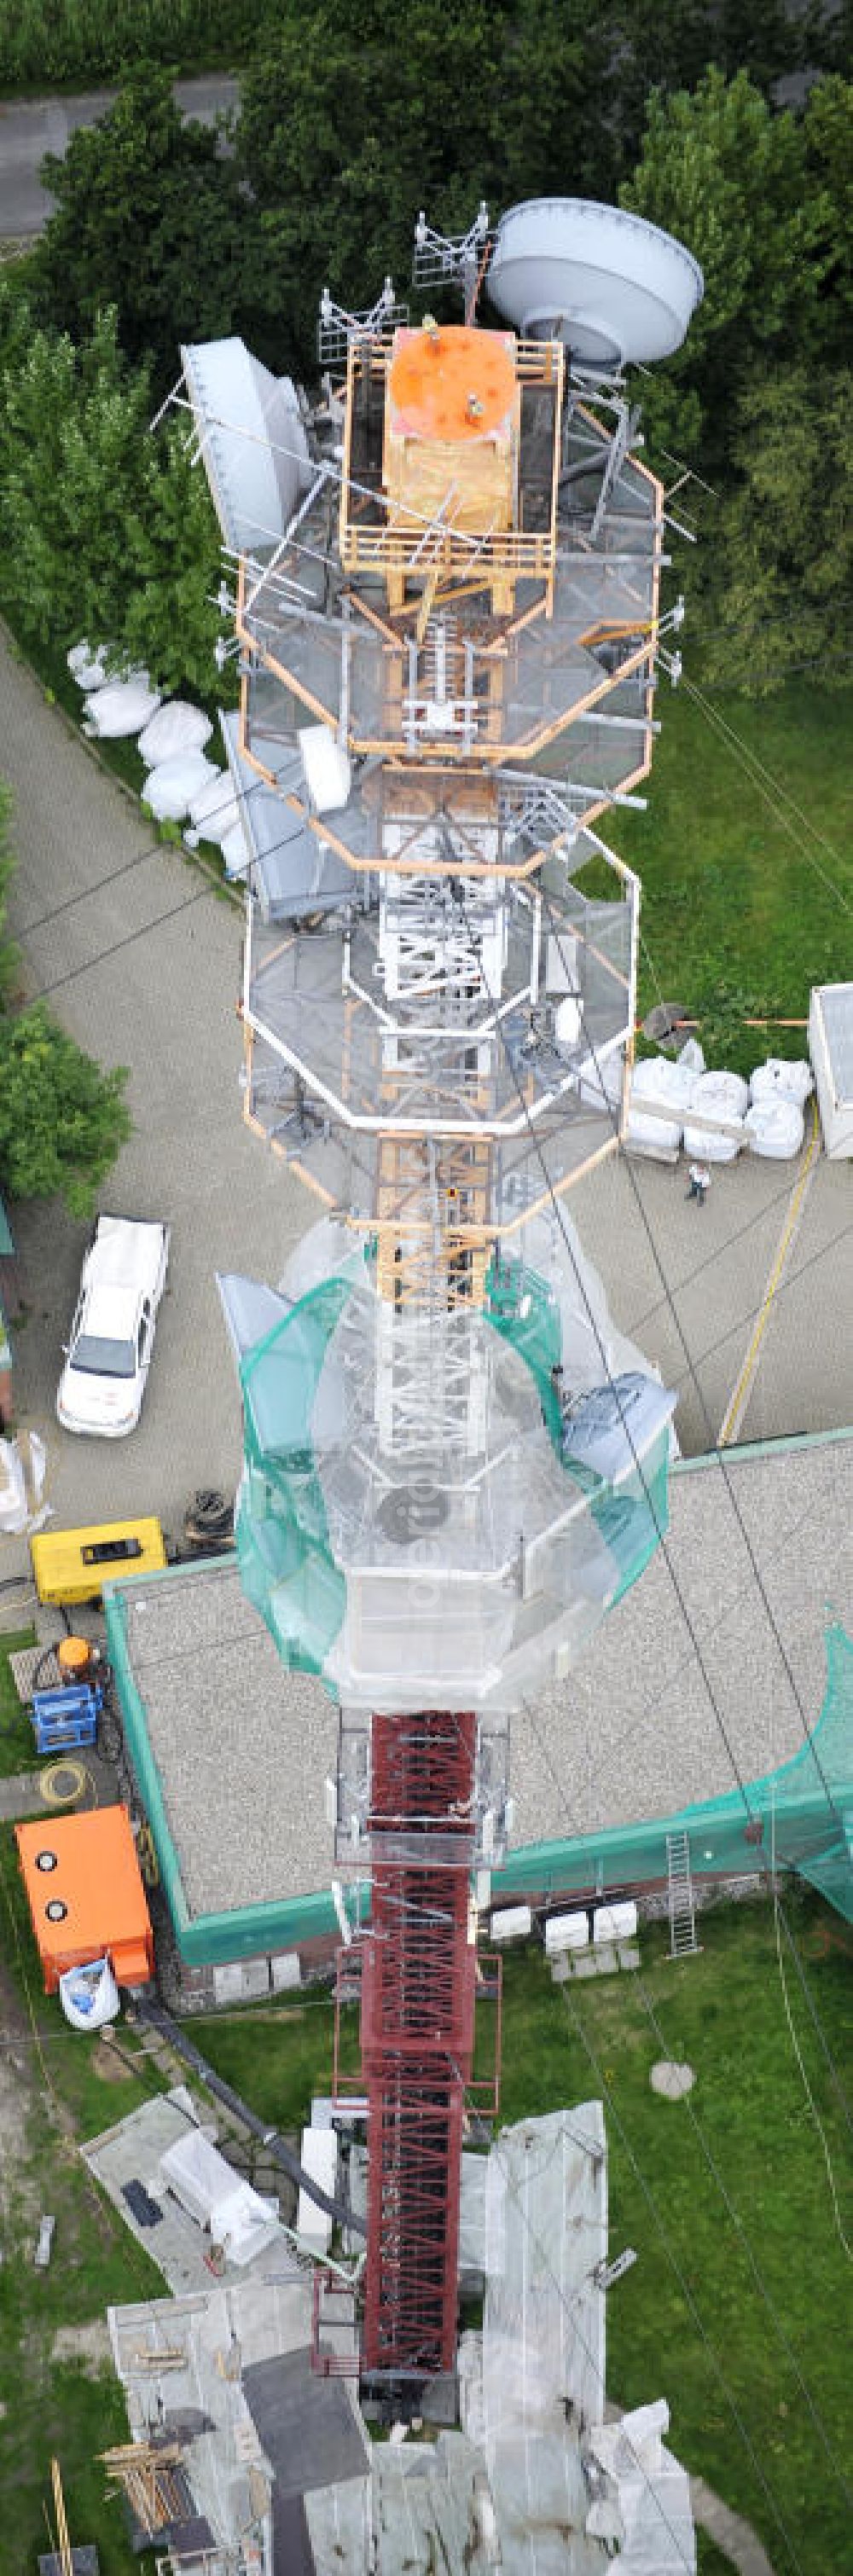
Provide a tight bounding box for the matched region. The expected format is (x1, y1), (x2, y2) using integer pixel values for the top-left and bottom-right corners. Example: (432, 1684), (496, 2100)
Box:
(181, 337), (311, 558)
(487, 198), (704, 367)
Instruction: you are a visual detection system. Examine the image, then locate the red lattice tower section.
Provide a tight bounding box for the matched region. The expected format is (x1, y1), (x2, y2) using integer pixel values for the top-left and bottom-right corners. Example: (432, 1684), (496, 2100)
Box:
(360, 1706), (477, 2380)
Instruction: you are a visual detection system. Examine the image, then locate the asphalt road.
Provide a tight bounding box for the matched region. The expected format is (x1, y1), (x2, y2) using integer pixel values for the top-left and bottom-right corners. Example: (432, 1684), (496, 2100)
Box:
(0, 77), (239, 238)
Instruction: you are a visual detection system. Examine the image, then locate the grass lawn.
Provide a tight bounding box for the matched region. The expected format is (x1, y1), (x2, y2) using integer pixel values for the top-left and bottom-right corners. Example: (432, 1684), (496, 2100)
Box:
(0, 1623), (39, 1776)
(0, 1822), (166, 2575)
(580, 671), (853, 1079)
(189, 1890), (851, 2576)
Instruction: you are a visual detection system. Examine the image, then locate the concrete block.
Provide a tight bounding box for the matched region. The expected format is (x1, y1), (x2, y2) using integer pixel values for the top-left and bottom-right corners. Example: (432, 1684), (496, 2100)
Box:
(617, 1942), (641, 1971)
(490, 1905), (531, 1943)
(545, 1909), (590, 1957)
(593, 1943), (618, 1976)
(212, 1957), (270, 2006)
(270, 1951), (301, 1992)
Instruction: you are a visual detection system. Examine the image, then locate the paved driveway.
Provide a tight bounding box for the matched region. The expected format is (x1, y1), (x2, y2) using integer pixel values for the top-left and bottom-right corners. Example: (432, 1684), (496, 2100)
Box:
(0, 629), (306, 1551)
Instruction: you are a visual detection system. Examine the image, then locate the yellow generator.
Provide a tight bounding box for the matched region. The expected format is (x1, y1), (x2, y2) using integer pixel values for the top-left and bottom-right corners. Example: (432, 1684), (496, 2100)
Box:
(31, 1516), (166, 1606)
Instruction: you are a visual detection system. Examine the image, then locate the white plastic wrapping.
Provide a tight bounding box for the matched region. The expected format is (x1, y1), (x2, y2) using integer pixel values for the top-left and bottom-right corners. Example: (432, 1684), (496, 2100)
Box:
(0, 1436), (28, 1533)
(82, 674), (161, 737)
(67, 640), (110, 691)
(136, 700), (213, 763)
(749, 1056), (813, 1107)
(59, 1955), (120, 2029)
(186, 768), (240, 837)
(745, 1097), (805, 1159)
(142, 752), (220, 821)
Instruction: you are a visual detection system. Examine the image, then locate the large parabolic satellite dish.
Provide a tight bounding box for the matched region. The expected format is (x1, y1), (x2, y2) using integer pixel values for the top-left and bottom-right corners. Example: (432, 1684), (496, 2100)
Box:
(487, 197), (704, 366)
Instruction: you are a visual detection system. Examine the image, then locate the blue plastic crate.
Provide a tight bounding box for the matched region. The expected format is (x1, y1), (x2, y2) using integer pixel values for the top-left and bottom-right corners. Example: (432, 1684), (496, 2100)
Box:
(32, 1682), (102, 1754)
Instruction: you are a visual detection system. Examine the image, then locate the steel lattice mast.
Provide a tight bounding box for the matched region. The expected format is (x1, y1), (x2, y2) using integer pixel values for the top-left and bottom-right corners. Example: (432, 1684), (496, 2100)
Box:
(184, 194), (703, 2392)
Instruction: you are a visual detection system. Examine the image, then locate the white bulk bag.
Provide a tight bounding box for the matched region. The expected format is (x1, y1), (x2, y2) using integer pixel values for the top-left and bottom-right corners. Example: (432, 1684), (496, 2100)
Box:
(745, 1098), (805, 1159)
(59, 1956), (120, 2029)
(67, 640), (111, 691)
(186, 769), (241, 840)
(632, 1054), (698, 1112)
(83, 673), (160, 737)
(676, 1036), (705, 1075)
(750, 1057), (813, 1108)
(137, 700), (213, 764)
(626, 1053), (697, 1153)
(626, 1107), (682, 1157)
(682, 1117), (743, 1163)
(691, 1068), (749, 1120)
(142, 752), (220, 821)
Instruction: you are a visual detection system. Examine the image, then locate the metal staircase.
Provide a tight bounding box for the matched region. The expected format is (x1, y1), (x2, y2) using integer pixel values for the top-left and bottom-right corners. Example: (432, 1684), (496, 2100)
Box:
(665, 1829), (700, 1959)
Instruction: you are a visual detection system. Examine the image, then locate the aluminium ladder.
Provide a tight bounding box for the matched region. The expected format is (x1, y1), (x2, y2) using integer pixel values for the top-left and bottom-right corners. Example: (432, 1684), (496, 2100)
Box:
(666, 1829), (700, 1959)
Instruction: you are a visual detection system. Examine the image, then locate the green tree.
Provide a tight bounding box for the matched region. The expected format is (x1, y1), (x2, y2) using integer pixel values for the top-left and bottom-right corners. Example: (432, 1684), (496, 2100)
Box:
(0, 792), (131, 1218)
(619, 69), (838, 476)
(239, 0), (618, 376)
(0, 294), (229, 701)
(611, 0), (807, 163)
(704, 366), (853, 693)
(30, 61), (274, 399)
(0, 1007), (131, 1217)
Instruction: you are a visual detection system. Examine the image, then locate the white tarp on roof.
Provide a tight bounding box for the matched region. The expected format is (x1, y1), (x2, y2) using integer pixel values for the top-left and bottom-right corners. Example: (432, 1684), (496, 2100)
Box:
(584, 2402), (696, 2575)
(459, 2104), (608, 2575)
(159, 2127), (280, 2266)
(458, 2106), (696, 2576)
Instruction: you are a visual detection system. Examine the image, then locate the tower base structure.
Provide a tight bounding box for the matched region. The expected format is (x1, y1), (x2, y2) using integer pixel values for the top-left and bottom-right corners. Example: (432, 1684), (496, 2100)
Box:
(360, 1708), (477, 2383)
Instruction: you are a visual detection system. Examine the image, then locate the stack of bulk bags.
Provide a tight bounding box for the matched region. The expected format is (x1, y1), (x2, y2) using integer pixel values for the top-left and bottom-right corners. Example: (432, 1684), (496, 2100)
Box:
(745, 1058), (812, 1160)
(682, 1069), (748, 1164)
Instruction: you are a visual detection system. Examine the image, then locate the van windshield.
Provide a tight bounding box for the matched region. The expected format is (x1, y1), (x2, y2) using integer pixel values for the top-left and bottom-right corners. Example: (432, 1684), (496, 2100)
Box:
(71, 1335), (136, 1378)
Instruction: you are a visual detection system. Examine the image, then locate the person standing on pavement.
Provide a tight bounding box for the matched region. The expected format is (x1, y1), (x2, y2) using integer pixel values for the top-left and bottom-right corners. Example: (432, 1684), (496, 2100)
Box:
(687, 1162), (711, 1205)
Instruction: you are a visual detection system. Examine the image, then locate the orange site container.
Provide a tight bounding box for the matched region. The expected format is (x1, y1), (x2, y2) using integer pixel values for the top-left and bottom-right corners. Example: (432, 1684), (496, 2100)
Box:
(15, 1805), (154, 1994)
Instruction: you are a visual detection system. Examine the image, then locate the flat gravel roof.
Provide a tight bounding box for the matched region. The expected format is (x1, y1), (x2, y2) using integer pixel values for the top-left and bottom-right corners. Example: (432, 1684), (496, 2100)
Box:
(119, 1430), (853, 1927)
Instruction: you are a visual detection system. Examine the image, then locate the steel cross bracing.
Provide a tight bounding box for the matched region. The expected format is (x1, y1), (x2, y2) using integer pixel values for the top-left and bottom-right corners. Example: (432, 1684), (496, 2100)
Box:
(360, 1707), (478, 2380)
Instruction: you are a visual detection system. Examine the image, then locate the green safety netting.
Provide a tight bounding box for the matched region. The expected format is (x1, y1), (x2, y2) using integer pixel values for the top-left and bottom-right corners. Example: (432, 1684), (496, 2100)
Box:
(235, 1270), (356, 1675)
(491, 1620), (853, 1927)
(232, 1253), (674, 1681)
(485, 1253), (671, 1603)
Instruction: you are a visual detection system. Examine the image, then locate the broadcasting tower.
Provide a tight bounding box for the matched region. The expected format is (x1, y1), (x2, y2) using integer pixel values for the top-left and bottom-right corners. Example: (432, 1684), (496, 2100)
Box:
(181, 194), (702, 2393)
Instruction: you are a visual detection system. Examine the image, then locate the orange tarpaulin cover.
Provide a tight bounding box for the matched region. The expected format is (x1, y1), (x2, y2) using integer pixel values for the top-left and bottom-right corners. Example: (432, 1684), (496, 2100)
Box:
(15, 1804), (154, 1993)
